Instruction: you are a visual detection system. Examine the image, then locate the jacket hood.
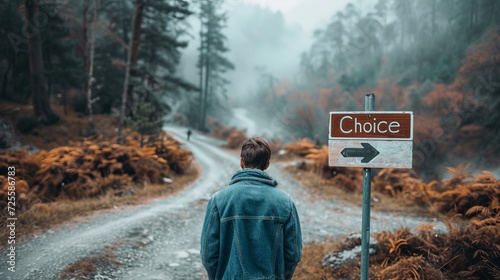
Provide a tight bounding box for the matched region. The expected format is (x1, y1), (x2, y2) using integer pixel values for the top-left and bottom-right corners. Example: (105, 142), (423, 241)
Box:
(229, 168), (278, 187)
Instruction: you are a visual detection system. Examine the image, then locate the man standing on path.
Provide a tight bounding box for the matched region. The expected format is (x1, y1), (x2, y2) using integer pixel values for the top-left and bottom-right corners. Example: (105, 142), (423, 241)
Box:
(201, 137), (302, 280)
(187, 128), (192, 141)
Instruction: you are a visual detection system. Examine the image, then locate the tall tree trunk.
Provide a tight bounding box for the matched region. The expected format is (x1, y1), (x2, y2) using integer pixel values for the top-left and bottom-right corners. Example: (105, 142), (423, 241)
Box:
(200, 0), (213, 131)
(45, 43), (51, 97)
(86, 0), (99, 126)
(432, 0), (436, 34)
(120, 1), (129, 42)
(26, 0), (57, 123)
(470, 1), (474, 29)
(201, 48), (210, 131)
(468, 1), (475, 43)
(118, 0), (143, 143)
(400, 17), (404, 51)
(197, 19), (205, 130)
(474, 1), (478, 26)
(82, 0), (89, 114)
(125, 0), (145, 117)
(1, 60), (11, 99)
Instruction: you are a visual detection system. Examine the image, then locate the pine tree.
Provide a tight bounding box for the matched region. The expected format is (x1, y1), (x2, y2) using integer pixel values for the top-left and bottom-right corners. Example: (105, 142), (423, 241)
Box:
(1, 0), (80, 120)
(128, 102), (163, 147)
(0, 0), (27, 101)
(91, 0), (132, 114)
(41, 1), (82, 115)
(117, 0), (196, 143)
(197, 0), (234, 131)
(25, 0), (59, 124)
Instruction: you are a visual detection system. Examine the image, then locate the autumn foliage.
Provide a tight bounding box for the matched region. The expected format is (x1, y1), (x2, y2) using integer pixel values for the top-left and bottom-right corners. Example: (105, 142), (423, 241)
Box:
(285, 134), (500, 279)
(284, 138), (316, 157)
(258, 26), (500, 178)
(285, 136), (500, 221)
(334, 211), (500, 280)
(205, 117), (248, 149)
(0, 132), (193, 215)
(207, 117), (238, 139)
(285, 140), (362, 192)
(227, 130), (247, 149)
(322, 167), (500, 279)
(282, 87), (499, 206)
(305, 145), (363, 192)
(372, 164), (500, 218)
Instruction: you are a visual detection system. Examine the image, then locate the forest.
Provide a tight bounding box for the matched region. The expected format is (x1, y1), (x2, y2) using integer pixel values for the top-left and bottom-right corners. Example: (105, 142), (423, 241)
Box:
(2, 0), (498, 177)
(245, 0), (500, 179)
(0, 0), (499, 279)
(0, 0), (232, 134)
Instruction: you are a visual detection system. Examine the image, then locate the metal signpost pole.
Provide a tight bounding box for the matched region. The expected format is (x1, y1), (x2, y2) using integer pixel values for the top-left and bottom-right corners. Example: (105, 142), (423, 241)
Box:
(329, 93), (413, 278)
(360, 93), (375, 280)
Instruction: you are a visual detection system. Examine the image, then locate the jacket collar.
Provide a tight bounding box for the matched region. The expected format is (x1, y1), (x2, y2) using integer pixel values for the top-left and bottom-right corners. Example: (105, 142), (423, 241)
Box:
(229, 168), (278, 187)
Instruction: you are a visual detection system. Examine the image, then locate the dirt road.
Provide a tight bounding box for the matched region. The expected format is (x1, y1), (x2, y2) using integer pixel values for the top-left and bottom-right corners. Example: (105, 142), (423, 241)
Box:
(1, 126), (442, 279)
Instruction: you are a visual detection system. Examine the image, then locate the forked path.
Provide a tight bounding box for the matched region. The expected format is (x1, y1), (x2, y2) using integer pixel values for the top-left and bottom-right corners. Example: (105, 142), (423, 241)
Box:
(0, 126), (441, 279)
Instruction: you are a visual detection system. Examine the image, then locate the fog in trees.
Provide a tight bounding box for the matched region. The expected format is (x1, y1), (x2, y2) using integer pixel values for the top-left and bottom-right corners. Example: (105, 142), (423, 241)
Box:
(1, 0), (499, 178)
(181, 0), (500, 178)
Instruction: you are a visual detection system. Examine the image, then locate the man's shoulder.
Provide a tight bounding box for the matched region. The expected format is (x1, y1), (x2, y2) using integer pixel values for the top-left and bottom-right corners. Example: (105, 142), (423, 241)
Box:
(214, 182), (295, 219)
(217, 181), (292, 202)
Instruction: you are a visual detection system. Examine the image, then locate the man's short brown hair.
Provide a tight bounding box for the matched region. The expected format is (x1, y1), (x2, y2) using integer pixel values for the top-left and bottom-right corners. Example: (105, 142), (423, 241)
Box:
(241, 137), (271, 170)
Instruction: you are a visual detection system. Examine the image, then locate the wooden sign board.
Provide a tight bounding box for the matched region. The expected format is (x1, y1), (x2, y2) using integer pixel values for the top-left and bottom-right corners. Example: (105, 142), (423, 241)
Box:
(329, 111), (413, 168)
(330, 112), (413, 140)
(328, 140), (413, 168)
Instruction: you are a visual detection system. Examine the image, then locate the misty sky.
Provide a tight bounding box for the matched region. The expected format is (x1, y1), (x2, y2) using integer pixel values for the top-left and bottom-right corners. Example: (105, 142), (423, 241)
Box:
(237, 0), (352, 32)
(179, 0), (363, 105)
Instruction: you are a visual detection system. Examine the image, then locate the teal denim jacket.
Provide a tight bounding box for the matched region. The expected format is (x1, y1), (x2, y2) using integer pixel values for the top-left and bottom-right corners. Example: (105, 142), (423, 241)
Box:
(200, 169), (302, 280)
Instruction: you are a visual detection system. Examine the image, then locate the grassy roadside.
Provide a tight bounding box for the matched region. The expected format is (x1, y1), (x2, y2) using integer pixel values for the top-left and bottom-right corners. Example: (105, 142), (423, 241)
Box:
(282, 160), (500, 279)
(283, 162), (443, 279)
(1, 164), (199, 245)
(283, 164), (444, 219)
(1, 100), (200, 247)
(294, 238), (343, 279)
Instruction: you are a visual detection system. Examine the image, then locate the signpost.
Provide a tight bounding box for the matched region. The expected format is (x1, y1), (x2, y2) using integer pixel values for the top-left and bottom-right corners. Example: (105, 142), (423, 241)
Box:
(328, 93), (414, 280)
(329, 111), (413, 168)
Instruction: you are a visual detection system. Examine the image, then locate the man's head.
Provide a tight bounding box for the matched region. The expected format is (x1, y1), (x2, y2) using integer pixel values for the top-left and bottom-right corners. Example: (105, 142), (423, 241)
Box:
(240, 137), (271, 170)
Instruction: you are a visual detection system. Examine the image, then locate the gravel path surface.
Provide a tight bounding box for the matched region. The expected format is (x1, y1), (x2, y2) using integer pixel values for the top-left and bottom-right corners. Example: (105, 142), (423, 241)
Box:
(0, 126), (442, 279)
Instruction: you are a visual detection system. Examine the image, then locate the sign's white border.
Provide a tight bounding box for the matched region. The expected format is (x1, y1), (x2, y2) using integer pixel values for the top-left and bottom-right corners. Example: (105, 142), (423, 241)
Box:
(329, 111), (414, 141)
(328, 139), (413, 168)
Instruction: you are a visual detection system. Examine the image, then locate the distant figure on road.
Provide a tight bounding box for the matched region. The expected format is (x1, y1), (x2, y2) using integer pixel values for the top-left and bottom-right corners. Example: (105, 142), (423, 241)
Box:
(201, 137), (302, 280)
(187, 128), (192, 141)
(314, 134), (321, 148)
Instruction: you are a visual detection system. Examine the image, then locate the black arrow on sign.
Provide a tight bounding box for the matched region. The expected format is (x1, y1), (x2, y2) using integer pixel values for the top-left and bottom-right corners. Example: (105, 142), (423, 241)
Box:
(341, 143), (380, 163)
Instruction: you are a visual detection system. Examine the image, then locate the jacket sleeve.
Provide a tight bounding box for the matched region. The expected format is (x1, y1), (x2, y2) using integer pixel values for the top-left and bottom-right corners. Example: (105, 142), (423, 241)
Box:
(200, 194), (220, 280)
(283, 196), (303, 280)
